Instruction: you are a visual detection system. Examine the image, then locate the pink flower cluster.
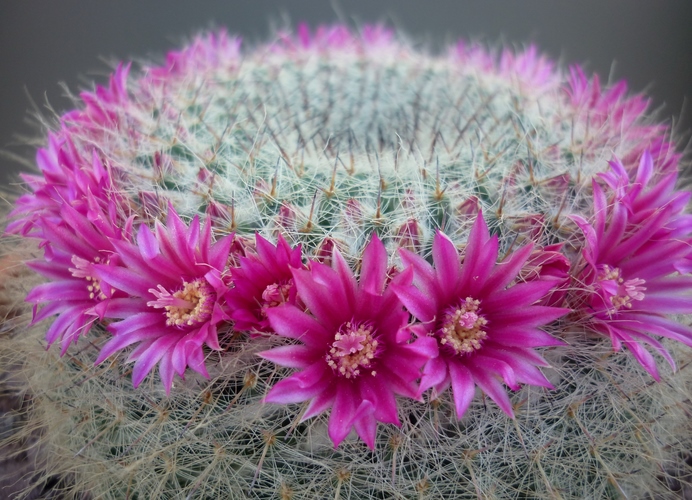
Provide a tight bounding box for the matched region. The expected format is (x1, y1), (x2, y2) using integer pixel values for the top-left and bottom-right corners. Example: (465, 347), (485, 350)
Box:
(8, 24), (692, 450)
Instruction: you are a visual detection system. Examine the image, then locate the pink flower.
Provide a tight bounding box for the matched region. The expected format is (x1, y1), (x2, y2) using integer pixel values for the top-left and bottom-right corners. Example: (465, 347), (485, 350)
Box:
(499, 44), (558, 90)
(259, 235), (437, 449)
(61, 63), (131, 132)
(272, 23), (397, 57)
(599, 151), (692, 240)
(225, 233), (303, 333)
(145, 30), (241, 82)
(93, 207), (232, 393)
(519, 244), (571, 307)
(7, 135), (125, 238)
(25, 202), (131, 354)
(565, 65), (670, 169)
(571, 152), (692, 380)
(391, 213), (568, 419)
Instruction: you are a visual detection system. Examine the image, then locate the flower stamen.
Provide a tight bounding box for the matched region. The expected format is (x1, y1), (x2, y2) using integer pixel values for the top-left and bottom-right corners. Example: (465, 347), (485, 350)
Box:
(260, 280), (293, 314)
(326, 321), (378, 379)
(148, 279), (215, 327)
(69, 255), (111, 301)
(439, 297), (488, 354)
(597, 265), (646, 312)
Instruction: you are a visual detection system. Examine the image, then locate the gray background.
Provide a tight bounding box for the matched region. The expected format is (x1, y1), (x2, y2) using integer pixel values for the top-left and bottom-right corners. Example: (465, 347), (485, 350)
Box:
(2, 1), (691, 187)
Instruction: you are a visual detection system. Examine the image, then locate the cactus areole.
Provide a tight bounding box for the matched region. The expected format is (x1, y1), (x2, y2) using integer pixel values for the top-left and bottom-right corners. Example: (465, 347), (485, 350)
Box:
(4, 23), (692, 499)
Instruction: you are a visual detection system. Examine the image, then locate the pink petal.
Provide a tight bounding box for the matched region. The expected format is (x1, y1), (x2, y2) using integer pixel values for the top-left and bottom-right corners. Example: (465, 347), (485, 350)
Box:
(625, 313), (692, 347)
(95, 265), (152, 297)
(639, 295), (692, 314)
(301, 383), (337, 421)
(399, 247), (437, 297)
(482, 346), (552, 388)
(258, 345), (316, 368)
(474, 355), (519, 390)
(635, 150), (654, 192)
(488, 327), (564, 347)
(353, 401), (377, 449)
(622, 329), (676, 372)
(458, 214), (495, 292)
(44, 306), (90, 345)
(159, 352), (176, 395)
(132, 334), (181, 387)
(482, 280), (561, 310)
(328, 382), (357, 447)
(108, 312), (162, 337)
(57, 313), (93, 355)
(432, 231), (462, 301)
(291, 267), (341, 328)
(419, 355), (448, 394)
(185, 344), (209, 378)
(448, 361), (475, 419)
(468, 365), (514, 418)
(405, 335), (439, 360)
(360, 234), (387, 295)
(491, 306), (569, 330)
(137, 224), (160, 260)
(266, 304), (332, 347)
(209, 234), (233, 271)
(620, 337), (660, 381)
(27, 281), (91, 303)
(390, 271), (438, 323)
(33, 300), (74, 324)
(481, 243), (533, 295)
(332, 249), (358, 310)
(94, 298), (150, 319)
(358, 375), (399, 425)
(95, 326), (167, 364)
(264, 363), (331, 405)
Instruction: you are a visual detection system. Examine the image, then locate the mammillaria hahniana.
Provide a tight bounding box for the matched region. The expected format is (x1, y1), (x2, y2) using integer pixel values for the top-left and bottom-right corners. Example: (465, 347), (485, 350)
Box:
(2, 24), (691, 499)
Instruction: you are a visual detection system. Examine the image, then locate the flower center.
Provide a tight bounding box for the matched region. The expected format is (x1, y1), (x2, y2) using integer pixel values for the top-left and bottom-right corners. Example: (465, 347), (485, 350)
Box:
(148, 279), (215, 327)
(69, 255), (111, 301)
(439, 297), (488, 355)
(597, 265), (646, 312)
(326, 321), (379, 379)
(260, 280), (293, 314)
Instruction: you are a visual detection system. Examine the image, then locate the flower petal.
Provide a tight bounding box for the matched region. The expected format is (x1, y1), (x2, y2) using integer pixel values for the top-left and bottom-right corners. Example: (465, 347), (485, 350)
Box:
(328, 382), (357, 447)
(448, 360), (475, 419)
(266, 304), (331, 347)
(258, 345), (317, 368)
(360, 234), (387, 295)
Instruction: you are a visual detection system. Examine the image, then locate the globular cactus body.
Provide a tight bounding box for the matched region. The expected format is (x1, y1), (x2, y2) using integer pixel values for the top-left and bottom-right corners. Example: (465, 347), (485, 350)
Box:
(1, 24), (691, 499)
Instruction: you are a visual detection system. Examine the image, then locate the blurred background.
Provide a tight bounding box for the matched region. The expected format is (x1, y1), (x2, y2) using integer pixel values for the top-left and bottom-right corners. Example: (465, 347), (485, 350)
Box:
(1, 0), (691, 186)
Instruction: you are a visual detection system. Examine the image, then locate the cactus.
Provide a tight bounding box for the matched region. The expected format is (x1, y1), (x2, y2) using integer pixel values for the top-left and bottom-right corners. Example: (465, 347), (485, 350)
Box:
(2, 24), (692, 499)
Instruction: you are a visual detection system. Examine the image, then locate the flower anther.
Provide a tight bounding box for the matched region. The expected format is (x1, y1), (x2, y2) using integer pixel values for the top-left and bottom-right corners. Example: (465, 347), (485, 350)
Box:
(439, 297), (488, 354)
(326, 321), (379, 379)
(148, 279), (215, 327)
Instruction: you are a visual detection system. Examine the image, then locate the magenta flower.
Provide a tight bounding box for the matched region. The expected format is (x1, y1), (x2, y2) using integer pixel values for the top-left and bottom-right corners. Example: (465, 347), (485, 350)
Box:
(225, 233), (303, 333)
(25, 201), (131, 354)
(273, 23), (397, 58)
(259, 235), (437, 449)
(61, 62), (131, 133)
(391, 213), (568, 419)
(145, 30), (241, 82)
(599, 151), (692, 240)
(93, 207), (232, 393)
(519, 243), (571, 308)
(499, 44), (558, 90)
(7, 135), (125, 238)
(571, 152), (692, 380)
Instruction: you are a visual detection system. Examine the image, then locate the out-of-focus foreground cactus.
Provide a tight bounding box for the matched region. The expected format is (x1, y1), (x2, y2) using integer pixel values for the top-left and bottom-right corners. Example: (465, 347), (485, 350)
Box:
(1, 24), (691, 499)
